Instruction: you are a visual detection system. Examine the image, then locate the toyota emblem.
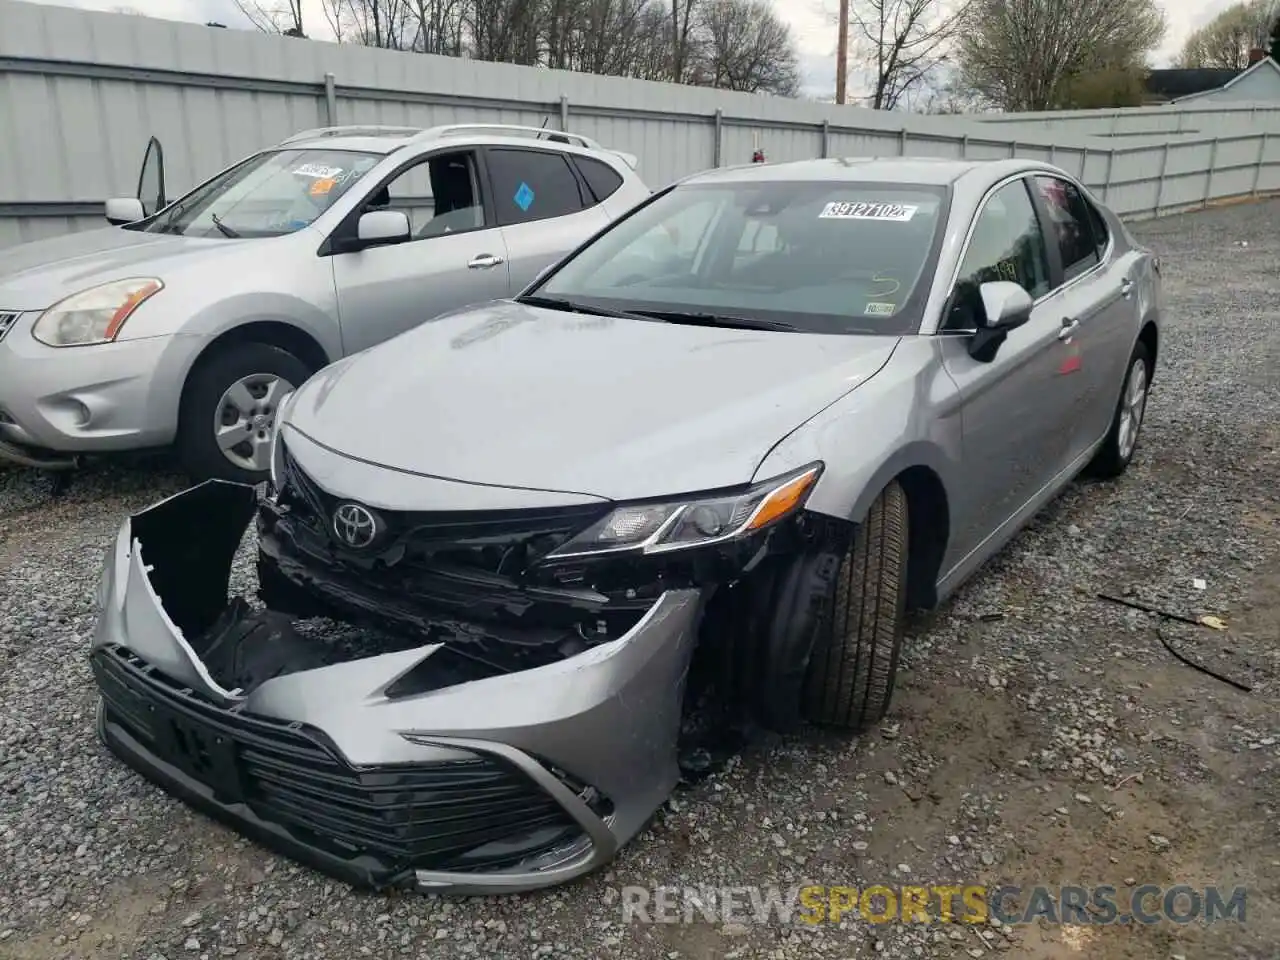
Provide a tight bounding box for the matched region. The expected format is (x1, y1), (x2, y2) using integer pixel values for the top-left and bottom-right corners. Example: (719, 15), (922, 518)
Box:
(332, 502), (379, 549)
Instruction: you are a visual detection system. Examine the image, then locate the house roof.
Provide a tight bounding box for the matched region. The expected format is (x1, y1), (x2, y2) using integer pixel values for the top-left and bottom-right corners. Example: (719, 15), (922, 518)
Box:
(1145, 68), (1240, 99)
(1167, 56), (1280, 102)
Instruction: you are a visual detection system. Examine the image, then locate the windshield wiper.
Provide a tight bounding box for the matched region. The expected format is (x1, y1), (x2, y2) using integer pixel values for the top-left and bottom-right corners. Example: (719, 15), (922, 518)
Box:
(209, 213), (241, 238)
(629, 310), (798, 332)
(515, 295), (643, 320)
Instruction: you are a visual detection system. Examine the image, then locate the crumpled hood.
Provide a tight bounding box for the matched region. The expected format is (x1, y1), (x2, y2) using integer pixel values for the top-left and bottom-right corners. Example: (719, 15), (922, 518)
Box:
(287, 300), (900, 502)
(0, 226), (244, 310)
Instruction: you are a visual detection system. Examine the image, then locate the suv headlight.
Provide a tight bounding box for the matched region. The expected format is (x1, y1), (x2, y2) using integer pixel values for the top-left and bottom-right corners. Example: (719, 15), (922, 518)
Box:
(546, 463), (823, 560)
(32, 278), (164, 347)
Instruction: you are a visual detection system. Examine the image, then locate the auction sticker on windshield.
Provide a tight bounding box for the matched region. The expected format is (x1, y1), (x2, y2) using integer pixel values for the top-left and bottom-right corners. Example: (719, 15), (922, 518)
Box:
(293, 163), (345, 179)
(820, 201), (918, 221)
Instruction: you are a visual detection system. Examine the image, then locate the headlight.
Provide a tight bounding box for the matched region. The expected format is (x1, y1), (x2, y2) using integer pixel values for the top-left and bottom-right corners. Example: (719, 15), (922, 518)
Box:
(546, 463), (823, 560)
(32, 277), (164, 347)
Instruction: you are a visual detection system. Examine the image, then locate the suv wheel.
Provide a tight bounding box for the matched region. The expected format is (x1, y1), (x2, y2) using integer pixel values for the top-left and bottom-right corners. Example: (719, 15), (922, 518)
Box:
(801, 481), (909, 732)
(178, 342), (310, 484)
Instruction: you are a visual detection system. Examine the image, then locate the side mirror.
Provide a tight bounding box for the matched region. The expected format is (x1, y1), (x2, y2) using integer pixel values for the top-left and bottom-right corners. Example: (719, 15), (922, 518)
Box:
(355, 210), (410, 247)
(978, 281), (1033, 330)
(105, 197), (146, 225)
(968, 281), (1033, 363)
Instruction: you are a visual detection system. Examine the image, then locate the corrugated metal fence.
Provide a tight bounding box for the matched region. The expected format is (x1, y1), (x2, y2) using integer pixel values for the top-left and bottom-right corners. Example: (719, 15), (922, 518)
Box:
(2, 0), (1279, 247)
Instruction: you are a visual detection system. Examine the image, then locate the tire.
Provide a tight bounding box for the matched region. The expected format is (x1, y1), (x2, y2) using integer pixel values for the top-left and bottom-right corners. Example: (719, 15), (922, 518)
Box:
(1087, 340), (1151, 480)
(801, 481), (909, 732)
(178, 342), (311, 484)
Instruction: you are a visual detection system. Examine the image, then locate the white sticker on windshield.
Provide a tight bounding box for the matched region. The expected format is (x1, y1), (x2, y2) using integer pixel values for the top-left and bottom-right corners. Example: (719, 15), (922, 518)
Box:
(820, 201), (918, 222)
(293, 163), (345, 179)
(864, 302), (896, 316)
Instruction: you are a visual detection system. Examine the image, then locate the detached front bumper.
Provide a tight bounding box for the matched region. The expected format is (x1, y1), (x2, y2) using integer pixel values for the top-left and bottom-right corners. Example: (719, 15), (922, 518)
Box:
(90, 481), (703, 894)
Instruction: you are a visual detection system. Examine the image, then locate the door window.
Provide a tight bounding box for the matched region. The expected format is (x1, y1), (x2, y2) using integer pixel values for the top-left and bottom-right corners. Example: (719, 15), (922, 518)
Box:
(364, 151), (485, 240)
(1032, 176), (1101, 279)
(572, 156), (625, 203)
(487, 148), (587, 226)
(946, 179), (1051, 331)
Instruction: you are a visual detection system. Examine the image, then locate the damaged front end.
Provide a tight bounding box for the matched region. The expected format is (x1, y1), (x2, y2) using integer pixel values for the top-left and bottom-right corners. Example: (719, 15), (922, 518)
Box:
(90, 434), (840, 894)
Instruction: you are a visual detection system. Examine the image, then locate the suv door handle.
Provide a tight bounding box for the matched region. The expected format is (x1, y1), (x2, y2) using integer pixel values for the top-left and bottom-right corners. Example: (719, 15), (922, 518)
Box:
(1120, 277), (1134, 298)
(1058, 317), (1080, 341)
(468, 254), (505, 269)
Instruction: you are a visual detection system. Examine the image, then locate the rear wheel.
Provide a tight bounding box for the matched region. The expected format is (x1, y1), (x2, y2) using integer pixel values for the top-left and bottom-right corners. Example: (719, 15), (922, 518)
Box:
(178, 342), (309, 484)
(801, 481), (909, 732)
(1088, 340), (1151, 479)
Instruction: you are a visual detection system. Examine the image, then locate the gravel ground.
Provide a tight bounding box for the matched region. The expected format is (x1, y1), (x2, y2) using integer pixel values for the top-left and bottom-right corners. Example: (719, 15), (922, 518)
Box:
(1, 199), (1278, 960)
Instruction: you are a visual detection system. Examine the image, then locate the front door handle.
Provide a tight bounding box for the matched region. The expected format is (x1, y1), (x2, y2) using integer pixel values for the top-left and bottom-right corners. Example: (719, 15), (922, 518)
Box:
(1120, 277), (1134, 299)
(468, 254), (505, 270)
(1058, 317), (1080, 341)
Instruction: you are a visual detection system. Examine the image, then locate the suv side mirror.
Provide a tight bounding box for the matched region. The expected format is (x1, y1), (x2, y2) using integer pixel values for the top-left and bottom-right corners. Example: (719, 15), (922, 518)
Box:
(967, 281), (1034, 363)
(355, 210), (410, 248)
(105, 197), (146, 225)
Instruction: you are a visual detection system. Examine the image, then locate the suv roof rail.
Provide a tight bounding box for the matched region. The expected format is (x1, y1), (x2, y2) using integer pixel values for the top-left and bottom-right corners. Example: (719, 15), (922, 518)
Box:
(278, 125), (426, 145)
(411, 123), (603, 150)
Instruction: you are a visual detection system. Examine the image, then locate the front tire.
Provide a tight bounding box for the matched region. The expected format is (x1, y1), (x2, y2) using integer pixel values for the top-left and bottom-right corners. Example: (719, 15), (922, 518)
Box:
(802, 481), (909, 732)
(1088, 340), (1151, 479)
(178, 342), (310, 484)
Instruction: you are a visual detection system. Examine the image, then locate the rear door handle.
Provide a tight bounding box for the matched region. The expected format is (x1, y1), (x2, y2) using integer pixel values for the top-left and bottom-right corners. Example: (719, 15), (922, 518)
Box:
(1058, 317), (1080, 341)
(468, 254), (505, 269)
(1120, 277), (1134, 298)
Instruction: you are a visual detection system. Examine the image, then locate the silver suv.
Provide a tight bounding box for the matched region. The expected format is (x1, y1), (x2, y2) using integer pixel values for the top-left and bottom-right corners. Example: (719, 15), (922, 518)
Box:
(0, 124), (648, 482)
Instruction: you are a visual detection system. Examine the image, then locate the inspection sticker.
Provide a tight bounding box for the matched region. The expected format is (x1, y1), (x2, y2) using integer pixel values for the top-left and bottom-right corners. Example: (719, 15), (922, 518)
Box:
(864, 301), (896, 316)
(293, 163), (345, 179)
(820, 201), (918, 221)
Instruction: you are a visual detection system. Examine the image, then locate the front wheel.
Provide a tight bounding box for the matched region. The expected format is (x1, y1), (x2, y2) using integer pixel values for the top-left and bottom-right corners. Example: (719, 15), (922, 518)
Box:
(801, 481), (909, 732)
(1088, 341), (1151, 479)
(178, 342), (310, 484)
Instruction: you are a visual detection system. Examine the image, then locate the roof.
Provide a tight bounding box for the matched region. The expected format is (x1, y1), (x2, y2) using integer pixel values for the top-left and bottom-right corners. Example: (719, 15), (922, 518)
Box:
(1145, 68), (1239, 100)
(683, 157), (1034, 187)
(1169, 56), (1280, 102)
(270, 124), (639, 169)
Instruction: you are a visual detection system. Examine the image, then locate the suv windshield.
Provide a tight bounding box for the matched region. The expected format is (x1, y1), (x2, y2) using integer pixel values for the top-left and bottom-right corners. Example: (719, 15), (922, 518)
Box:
(532, 179), (949, 335)
(134, 148), (381, 239)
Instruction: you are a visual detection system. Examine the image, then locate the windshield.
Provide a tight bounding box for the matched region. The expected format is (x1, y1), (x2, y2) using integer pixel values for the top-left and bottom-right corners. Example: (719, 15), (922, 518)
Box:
(531, 179), (949, 334)
(134, 148), (381, 239)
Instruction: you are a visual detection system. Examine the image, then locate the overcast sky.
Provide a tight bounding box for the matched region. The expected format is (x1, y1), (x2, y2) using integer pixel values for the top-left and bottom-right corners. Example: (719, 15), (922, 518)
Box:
(18, 0), (1234, 101)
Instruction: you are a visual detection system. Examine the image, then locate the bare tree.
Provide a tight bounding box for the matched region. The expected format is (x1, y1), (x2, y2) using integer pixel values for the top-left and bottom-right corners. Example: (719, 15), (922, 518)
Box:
(840, 0), (967, 109)
(696, 0), (800, 94)
(955, 0), (1165, 111)
(236, 0), (306, 35)
(286, 0), (803, 95)
(671, 0), (700, 81)
(1178, 0), (1279, 70)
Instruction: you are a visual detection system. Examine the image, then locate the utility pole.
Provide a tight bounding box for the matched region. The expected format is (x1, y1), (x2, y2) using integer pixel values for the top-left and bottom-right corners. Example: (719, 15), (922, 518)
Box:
(835, 0), (850, 104)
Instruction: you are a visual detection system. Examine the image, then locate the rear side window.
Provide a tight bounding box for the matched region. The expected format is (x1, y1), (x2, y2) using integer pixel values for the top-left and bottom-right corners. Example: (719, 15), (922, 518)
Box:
(573, 156), (624, 203)
(1032, 176), (1100, 279)
(1086, 200), (1109, 256)
(487, 148), (586, 226)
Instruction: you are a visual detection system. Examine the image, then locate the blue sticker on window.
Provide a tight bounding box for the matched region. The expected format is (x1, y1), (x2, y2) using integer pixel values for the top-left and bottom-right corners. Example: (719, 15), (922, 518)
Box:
(514, 182), (535, 211)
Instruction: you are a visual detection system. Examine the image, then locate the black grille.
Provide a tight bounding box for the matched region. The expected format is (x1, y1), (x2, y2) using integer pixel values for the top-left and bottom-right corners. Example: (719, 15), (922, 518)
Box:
(92, 644), (582, 871)
(278, 444), (608, 576)
(0, 312), (17, 344)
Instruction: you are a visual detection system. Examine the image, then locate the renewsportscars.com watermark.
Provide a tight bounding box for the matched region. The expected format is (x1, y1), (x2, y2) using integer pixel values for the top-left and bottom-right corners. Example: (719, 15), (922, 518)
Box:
(612, 884), (1248, 926)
